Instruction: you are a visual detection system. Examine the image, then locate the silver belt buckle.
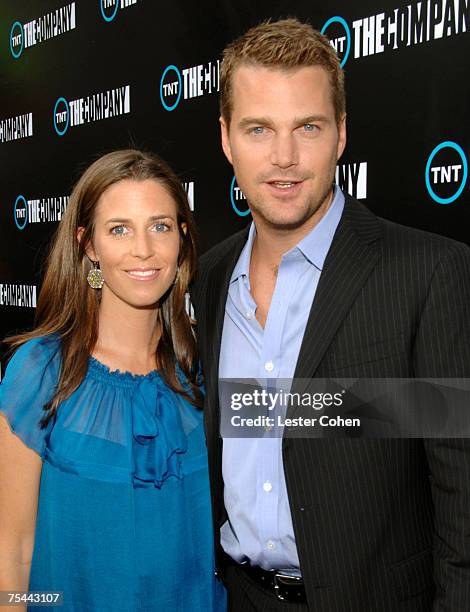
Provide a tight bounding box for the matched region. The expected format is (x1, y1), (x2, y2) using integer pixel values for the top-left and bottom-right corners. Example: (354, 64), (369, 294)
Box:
(273, 572), (303, 601)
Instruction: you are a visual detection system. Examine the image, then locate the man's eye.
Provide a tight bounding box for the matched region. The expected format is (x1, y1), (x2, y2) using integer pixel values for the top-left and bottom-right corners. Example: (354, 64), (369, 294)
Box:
(251, 126), (265, 135)
(111, 225), (128, 235)
(303, 123), (317, 132)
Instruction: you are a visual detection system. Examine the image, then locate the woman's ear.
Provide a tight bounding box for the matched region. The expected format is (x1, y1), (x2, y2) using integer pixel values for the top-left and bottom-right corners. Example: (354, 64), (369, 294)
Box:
(180, 222), (187, 236)
(77, 227), (97, 261)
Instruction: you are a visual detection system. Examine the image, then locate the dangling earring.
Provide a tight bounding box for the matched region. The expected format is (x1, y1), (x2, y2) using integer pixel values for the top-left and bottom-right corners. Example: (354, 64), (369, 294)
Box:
(87, 261), (104, 289)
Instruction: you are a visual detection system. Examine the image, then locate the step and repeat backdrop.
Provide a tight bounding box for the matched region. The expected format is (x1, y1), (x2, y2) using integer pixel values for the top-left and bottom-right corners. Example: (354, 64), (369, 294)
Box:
(1, 0), (469, 357)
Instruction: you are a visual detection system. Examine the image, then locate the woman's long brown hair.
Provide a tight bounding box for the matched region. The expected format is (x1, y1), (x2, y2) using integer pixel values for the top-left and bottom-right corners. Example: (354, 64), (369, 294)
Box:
(5, 149), (202, 426)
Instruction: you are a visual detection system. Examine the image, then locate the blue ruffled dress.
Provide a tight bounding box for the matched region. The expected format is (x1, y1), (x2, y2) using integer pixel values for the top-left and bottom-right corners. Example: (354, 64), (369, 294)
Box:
(0, 336), (226, 611)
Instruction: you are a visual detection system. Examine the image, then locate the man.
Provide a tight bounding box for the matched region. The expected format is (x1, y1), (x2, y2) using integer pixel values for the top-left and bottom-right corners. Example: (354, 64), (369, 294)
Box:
(190, 18), (470, 611)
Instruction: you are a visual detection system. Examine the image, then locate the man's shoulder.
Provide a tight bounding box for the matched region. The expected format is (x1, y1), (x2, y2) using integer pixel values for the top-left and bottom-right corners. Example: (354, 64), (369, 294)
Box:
(190, 227), (249, 304)
(380, 215), (470, 265)
(198, 227), (249, 275)
(347, 195), (470, 260)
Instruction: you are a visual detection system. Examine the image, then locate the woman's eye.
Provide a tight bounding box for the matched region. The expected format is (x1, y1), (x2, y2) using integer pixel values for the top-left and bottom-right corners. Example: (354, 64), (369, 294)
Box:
(111, 225), (128, 235)
(153, 223), (169, 232)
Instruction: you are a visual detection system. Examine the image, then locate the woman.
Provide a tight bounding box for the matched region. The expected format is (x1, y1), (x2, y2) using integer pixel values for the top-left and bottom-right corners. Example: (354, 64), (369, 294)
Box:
(0, 150), (226, 611)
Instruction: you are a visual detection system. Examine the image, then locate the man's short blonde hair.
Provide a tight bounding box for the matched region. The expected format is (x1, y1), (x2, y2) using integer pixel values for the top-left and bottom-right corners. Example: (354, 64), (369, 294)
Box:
(220, 18), (346, 126)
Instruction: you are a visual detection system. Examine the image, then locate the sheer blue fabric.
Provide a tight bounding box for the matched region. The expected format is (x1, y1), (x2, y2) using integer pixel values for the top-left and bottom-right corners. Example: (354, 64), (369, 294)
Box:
(0, 336), (226, 611)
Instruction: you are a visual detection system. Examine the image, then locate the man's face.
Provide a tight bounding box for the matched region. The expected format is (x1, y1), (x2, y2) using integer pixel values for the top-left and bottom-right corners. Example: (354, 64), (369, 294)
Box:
(220, 65), (346, 231)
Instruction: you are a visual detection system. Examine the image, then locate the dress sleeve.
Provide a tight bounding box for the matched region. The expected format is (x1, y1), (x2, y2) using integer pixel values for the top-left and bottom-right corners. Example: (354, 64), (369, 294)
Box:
(0, 336), (61, 458)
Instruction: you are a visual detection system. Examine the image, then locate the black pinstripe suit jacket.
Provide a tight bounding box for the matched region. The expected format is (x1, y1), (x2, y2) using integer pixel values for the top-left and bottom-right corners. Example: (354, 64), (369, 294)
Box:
(190, 194), (470, 611)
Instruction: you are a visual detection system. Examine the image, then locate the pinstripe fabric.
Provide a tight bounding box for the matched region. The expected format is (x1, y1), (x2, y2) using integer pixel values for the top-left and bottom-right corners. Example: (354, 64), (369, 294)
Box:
(189, 195), (470, 611)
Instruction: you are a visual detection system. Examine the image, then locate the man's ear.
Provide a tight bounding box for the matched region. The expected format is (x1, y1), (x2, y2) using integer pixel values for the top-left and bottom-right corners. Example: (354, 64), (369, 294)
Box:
(220, 116), (233, 165)
(336, 113), (347, 161)
(77, 227), (97, 261)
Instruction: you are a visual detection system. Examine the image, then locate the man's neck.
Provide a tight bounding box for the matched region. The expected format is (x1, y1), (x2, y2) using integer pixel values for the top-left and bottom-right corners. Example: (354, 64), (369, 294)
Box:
(251, 187), (335, 270)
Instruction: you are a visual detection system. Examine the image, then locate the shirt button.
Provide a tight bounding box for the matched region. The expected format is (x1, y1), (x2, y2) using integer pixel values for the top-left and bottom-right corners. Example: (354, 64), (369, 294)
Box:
(264, 361), (274, 372)
(263, 481), (273, 492)
(245, 311), (253, 320)
(267, 540), (275, 550)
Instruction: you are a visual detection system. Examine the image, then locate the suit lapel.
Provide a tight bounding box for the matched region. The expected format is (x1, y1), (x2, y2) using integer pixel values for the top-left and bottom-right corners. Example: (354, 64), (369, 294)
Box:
(202, 228), (249, 530)
(204, 229), (250, 394)
(293, 196), (383, 381)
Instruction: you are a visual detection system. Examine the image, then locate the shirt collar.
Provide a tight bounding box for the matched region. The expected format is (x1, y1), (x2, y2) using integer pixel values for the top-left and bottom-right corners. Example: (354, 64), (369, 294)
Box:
(230, 220), (256, 284)
(230, 185), (345, 283)
(293, 184), (344, 270)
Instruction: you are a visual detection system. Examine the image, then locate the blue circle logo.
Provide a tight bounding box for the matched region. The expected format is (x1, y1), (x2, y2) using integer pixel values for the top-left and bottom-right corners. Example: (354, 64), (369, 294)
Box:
(53, 97), (70, 136)
(321, 16), (351, 68)
(10, 21), (24, 59)
(425, 141), (468, 205)
(14, 195), (28, 230)
(160, 65), (182, 111)
(230, 176), (250, 217)
(100, 0), (119, 22)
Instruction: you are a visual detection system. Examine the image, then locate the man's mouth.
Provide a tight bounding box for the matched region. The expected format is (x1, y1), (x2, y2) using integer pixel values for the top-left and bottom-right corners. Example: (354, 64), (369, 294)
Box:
(266, 179), (303, 192)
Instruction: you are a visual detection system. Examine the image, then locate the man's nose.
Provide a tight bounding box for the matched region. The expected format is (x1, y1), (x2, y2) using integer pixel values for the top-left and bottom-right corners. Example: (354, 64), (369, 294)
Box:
(269, 132), (299, 168)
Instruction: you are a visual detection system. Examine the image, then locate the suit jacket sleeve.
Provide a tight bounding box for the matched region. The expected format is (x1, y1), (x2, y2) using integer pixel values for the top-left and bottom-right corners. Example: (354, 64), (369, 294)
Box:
(413, 241), (470, 611)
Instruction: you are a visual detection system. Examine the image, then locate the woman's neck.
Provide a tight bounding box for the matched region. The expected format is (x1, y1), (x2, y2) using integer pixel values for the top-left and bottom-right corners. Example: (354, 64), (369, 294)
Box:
(93, 290), (161, 374)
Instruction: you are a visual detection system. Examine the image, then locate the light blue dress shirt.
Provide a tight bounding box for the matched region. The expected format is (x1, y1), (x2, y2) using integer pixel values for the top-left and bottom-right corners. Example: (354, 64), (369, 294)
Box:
(219, 186), (345, 572)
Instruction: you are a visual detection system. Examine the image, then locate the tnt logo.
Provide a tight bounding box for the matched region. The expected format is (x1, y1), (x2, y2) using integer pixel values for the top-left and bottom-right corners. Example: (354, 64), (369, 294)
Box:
(100, 0), (137, 21)
(160, 65), (182, 111)
(321, 16), (351, 67)
(425, 141), (468, 205)
(230, 176), (250, 217)
(53, 97), (70, 136)
(100, 0), (119, 21)
(14, 195), (28, 230)
(10, 21), (24, 58)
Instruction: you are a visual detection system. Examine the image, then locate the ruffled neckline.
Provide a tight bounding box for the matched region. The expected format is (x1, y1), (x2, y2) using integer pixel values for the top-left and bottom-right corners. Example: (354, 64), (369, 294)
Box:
(87, 355), (187, 488)
(88, 356), (160, 385)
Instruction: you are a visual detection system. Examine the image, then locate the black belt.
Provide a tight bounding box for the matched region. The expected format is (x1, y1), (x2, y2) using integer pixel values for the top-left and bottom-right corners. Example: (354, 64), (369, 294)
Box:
(223, 555), (307, 603)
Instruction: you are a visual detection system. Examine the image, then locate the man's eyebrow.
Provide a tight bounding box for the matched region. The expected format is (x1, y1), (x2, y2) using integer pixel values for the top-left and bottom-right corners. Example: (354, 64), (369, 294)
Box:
(237, 115), (331, 129)
(237, 117), (272, 129)
(294, 115), (331, 124)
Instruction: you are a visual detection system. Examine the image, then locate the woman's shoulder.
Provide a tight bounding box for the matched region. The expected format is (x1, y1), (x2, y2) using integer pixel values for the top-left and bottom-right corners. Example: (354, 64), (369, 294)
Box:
(2, 334), (61, 386)
(0, 335), (62, 458)
(10, 333), (61, 358)
(7, 333), (60, 369)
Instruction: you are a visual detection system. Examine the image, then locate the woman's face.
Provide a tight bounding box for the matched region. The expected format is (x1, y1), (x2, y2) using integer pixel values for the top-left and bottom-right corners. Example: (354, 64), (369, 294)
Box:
(86, 178), (183, 310)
